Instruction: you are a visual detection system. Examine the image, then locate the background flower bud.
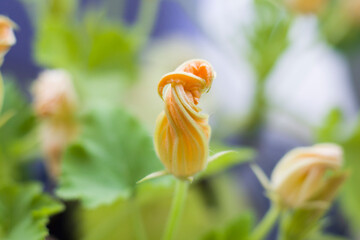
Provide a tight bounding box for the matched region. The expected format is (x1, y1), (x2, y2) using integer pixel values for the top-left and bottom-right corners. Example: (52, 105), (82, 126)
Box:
(343, 0), (360, 23)
(40, 122), (77, 179)
(154, 59), (215, 179)
(32, 69), (77, 120)
(284, 0), (328, 14)
(270, 143), (343, 208)
(0, 15), (16, 65)
(32, 69), (78, 180)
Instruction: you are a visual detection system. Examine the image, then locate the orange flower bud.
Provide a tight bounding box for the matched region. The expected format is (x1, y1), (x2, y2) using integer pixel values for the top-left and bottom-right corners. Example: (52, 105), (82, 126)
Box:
(285, 0), (327, 14)
(270, 143), (343, 208)
(0, 15), (16, 65)
(154, 59), (215, 179)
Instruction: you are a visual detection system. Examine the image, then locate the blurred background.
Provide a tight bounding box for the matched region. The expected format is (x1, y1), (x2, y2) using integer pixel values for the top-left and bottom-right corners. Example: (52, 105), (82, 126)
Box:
(0, 0), (360, 239)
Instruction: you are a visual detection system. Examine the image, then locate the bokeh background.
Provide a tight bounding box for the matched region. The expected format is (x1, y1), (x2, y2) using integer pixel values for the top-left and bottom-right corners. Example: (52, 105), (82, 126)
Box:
(0, 0), (359, 239)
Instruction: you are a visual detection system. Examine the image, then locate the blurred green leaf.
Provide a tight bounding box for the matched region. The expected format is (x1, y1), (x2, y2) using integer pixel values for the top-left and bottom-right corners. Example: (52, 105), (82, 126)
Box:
(79, 175), (248, 240)
(85, 15), (139, 80)
(319, 0), (360, 53)
(200, 148), (254, 178)
(0, 80), (36, 184)
(308, 233), (349, 240)
(201, 211), (254, 240)
(247, 0), (292, 82)
(316, 108), (344, 142)
(338, 123), (360, 235)
(0, 80), (36, 158)
(22, 0), (157, 90)
(0, 183), (64, 240)
(316, 109), (360, 236)
(56, 105), (164, 208)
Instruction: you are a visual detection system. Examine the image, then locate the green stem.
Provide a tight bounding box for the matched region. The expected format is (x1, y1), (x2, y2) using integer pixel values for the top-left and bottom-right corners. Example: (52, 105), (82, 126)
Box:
(277, 211), (287, 240)
(244, 79), (266, 144)
(0, 73), (3, 113)
(162, 179), (189, 240)
(133, 0), (161, 45)
(250, 205), (280, 240)
(130, 198), (148, 240)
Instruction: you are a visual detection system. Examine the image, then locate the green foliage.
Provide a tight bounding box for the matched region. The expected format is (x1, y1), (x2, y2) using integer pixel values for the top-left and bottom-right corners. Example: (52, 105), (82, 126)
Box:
(242, 0), (292, 134)
(0, 79), (36, 184)
(319, 0), (360, 53)
(0, 183), (63, 240)
(21, 0), (159, 94)
(201, 212), (254, 240)
(316, 109), (360, 236)
(78, 176), (248, 240)
(338, 123), (360, 235)
(56, 105), (163, 208)
(316, 108), (344, 143)
(247, 0), (292, 82)
(200, 148), (254, 178)
(307, 233), (349, 240)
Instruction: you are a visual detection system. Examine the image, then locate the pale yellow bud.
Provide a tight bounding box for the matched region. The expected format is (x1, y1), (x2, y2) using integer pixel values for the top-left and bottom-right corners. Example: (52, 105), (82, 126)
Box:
(270, 143), (343, 208)
(154, 59), (215, 179)
(32, 69), (78, 180)
(32, 69), (77, 120)
(285, 0), (327, 14)
(0, 16), (16, 65)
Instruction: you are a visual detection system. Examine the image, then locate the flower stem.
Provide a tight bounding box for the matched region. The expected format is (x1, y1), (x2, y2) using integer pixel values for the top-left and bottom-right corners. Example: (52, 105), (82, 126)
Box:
(0, 73), (4, 112)
(162, 179), (189, 240)
(250, 205), (280, 240)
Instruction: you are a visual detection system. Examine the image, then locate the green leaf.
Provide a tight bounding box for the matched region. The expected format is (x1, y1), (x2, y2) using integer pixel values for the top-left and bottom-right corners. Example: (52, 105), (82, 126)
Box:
(23, 0), (140, 82)
(200, 148), (254, 178)
(247, 0), (292, 81)
(0, 80), (36, 159)
(316, 108), (344, 143)
(308, 233), (349, 240)
(201, 212), (255, 240)
(78, 175), (248, 240)
(0, 183), (64, 240)
(338, 124), (360, 235)
(316, 109), (360, 235)
(56, 105), (164, 208)
(0, 79), (36, 184)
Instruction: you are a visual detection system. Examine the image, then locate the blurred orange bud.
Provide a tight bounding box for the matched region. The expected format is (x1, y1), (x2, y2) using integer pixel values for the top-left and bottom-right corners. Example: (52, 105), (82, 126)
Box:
(32, 69), (77, 120)
(344, 0), (360, 23)
(154, 59), (215, 179)
(270, 143), (343, 208)
(285, 0), (328, 14)
(32, 69), (78, 180)
(0, 15), (16, 65)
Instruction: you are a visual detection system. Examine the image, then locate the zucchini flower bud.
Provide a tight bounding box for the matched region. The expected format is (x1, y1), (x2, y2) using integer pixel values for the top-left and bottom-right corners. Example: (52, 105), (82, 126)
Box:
(284, 0), (327, 14)
(32, 69), (78, 180)
(344, 0), (360, 23)
(154, 59), (215, 179)
(33, 69), (77, 121)
(0, 16), (16, 66)
(270, 143), (343, 208)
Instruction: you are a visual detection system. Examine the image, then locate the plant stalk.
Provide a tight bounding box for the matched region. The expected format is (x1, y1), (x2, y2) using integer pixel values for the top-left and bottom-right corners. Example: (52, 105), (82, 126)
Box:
(250, 204), (280, 240)
(162, 179), (189, 240)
